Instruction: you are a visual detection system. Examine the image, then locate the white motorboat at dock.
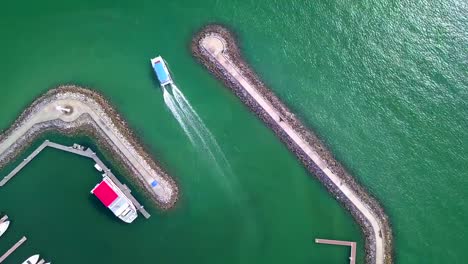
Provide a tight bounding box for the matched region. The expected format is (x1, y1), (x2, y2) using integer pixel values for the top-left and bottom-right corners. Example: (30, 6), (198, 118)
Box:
(91, 176), (138, 223)
(21, 254), (40, 264)
(0, 220), (10, 238)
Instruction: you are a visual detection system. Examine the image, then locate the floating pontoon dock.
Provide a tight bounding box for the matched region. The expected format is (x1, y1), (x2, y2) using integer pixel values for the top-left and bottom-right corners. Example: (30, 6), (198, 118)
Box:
(315, 238), (357, 264)
(0, 140), (150, 219)
(0, 143), (48, 186)
(0, 236), (27, 263)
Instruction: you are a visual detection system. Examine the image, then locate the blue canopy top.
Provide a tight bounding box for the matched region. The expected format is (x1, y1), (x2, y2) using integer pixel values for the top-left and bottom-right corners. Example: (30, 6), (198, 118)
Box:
(153, 62), (169, 84)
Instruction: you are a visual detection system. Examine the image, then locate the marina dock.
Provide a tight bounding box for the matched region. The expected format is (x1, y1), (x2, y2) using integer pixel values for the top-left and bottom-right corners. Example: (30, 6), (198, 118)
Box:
(315, 238), (356, 264)
(0, 140), (150, 219)
(0, 142), (48, 187)
(0, 236), (27, 263)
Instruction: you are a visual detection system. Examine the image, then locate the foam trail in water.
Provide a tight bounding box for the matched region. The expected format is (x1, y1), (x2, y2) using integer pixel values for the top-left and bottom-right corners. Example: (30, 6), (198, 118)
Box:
(162, 86), (196, 144)
(172, 85), (234, 175)
(162, 83), (237, 196)
(163, 83), (258, 240)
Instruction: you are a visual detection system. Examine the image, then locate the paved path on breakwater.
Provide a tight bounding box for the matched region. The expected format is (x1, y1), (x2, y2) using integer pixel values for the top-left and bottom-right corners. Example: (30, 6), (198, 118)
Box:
(0, 140), (150, 219)
(200, 35), (385, 264)
(0, 93), (173, 205)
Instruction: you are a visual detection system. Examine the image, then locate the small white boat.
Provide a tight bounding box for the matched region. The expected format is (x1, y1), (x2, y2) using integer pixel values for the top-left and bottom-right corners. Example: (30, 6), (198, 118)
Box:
(0, 220), (10, 238)
(94, 163), (103, 172)
(22, 254), (40, 264)
(150, 56), (173, 86)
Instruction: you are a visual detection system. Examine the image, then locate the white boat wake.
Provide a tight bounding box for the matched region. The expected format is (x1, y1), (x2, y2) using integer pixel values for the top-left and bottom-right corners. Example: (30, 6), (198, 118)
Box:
(162, 87), (196, 144)
(162, 84), (237, 194)
(162, 83), (259, 251)
(153, 54), (257, 240)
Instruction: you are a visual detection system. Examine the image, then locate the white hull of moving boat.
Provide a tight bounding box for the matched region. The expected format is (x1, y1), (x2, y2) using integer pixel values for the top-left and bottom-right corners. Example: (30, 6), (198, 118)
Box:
(150, 56), (173, 86)
(0, 220), (10, 238)
(22, 254), (40, 264)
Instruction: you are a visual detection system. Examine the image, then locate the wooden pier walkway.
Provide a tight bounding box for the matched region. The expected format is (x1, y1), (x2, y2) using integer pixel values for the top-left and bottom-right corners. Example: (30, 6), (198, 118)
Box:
(0, 236), (27, 263)
(0, 140), (150, 219)
(0, 142), (48, 187)
(315, 239), (356, 264)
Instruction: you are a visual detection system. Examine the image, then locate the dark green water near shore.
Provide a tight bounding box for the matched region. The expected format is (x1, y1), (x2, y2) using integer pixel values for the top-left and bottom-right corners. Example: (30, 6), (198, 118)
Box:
(0, 0), (466, 263)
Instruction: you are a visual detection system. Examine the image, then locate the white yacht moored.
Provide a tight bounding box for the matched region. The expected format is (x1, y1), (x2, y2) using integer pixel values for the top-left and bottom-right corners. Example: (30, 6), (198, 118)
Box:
(0, 220), (10, 238)
(22, 254), (40, 264)
(91, 176), (138, 223)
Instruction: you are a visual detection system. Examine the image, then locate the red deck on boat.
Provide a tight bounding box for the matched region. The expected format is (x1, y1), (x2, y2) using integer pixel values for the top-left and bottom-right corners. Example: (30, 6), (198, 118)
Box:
(92, 181), (118, 207)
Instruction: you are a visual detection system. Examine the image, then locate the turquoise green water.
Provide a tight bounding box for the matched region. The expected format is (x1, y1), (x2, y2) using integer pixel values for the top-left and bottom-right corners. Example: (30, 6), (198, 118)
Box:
(0, 0), (466, 263)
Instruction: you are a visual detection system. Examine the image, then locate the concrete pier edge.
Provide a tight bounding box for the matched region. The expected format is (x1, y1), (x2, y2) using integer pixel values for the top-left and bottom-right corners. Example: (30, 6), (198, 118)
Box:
(0, 85), (179, 210)
(191, 24), (393, 264)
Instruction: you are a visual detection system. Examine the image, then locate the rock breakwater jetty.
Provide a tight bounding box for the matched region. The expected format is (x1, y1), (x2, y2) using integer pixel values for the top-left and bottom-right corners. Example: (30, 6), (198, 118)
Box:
(192, 25), (393, 264)
(0, 85), (178, 210)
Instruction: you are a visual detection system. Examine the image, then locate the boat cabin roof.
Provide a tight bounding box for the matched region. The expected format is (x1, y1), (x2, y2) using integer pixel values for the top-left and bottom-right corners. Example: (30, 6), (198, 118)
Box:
(153, 61), (170, 84)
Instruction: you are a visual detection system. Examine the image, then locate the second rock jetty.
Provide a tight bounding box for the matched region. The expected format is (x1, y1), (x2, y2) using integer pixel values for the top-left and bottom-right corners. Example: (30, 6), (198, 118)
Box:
(192, 24), (393, 264)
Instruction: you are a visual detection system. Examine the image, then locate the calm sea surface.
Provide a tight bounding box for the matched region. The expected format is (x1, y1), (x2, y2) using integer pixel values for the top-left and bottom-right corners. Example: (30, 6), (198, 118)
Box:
(0, 0), (466, 263)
